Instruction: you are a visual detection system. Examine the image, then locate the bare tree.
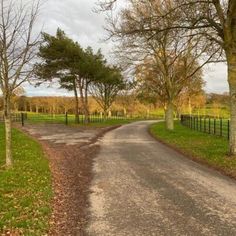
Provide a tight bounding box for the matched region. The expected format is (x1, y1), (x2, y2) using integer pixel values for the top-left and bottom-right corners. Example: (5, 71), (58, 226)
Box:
(168, 0), (236, 154)
(100, 0), (215, 130)
(136, 49), (204, 129)
(99, 0), (236, 154)
(0, 0), (41, 167)
(97, 0), (117, 11)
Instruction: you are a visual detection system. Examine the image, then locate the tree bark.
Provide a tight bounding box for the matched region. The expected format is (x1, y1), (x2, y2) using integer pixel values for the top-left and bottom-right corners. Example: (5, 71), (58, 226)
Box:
(14, 103), (18, 112)
(83, 85), (90, 124)
(24, 103), (27, 112)
(52, 104), (56, 119)
(165, 101), (174, 130)
(123, 108), (127, 117)
(227, 50), (236, 155)
(4, 92), (13, 167)
(188, 98), (192, 115)
(77, 79), (90, 124)
(73, 79), (80, 123)
(103, 108), (108, 120)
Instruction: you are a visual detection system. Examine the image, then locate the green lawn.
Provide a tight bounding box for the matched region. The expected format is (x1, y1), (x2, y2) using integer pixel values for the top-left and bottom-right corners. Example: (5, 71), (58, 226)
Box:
(20, 112), (146, 127)
(150, 122), (236, 179)
(75, 118), (141, 127)
(0, 125), (52, 235)
(26, 113), (71, 124)
(24, 113), (139, 125)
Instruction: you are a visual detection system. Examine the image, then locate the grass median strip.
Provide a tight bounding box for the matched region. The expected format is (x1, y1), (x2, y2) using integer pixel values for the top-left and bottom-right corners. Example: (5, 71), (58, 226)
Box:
(150, 121), (236, 179)
(0, 125), (52, 235)
(75, 119), (138, 127)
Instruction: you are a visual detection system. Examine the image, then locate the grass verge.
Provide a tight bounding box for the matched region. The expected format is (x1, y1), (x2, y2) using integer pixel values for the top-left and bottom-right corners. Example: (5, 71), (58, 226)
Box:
(150, 121), (236, 179)
(75, 119), (139, 128)
(23, 113), (142, 127)
(0, 125), (52, 235)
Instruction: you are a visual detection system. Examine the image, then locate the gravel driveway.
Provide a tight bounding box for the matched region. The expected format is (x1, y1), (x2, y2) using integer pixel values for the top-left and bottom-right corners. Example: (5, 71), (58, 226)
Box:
(87, 121), (236, 236)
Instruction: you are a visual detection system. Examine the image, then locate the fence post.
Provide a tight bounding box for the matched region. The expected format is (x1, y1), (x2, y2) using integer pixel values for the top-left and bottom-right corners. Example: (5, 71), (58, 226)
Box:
(21, 113), (24, 127)
(228, 120), (230, 140)
(197, 117), (198, 131)
(209, 118), (211, 134)
(220, 118), (223, 137)
(200, 117), (202, 131)
(65, 112), (68, 125)
(214, 119), (216, 134)
(204, 118), (206, 133)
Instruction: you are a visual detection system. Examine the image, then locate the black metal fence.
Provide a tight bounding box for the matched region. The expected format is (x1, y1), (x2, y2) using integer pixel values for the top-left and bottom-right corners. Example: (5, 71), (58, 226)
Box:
(180, 115), (230, 140)
(0, 113), (27, 123)
(0, 112), (162, 126)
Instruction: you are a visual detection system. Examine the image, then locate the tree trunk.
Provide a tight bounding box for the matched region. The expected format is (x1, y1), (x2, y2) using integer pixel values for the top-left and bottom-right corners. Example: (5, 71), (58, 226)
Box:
(77, 79), (90, 124)
(52, 104), (55, 118)
(188, 98), (192, 115)
(123, 108), (127, 117)
(83, 108), (89, 124)
(84, 86), (90, 124)
(165, 101), (174, 130)
(103, 109), (108, 120)
(227, 50), (236, 155)
(73, 79), (80, 123)
(14, 103), (18, 112)
(4, 92), (13, 167)
(147, 109), (150, 119)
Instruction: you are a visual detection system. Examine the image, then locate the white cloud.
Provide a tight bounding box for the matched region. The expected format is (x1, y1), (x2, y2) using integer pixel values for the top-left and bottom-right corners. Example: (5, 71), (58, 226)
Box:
(24, 0), (113, 96)
(23, 0), (229, 96)
(203, 63), (228, 93)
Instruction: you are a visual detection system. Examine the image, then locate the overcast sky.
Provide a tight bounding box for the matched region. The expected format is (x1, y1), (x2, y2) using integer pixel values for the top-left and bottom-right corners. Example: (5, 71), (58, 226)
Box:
(24, 0), (229, 96)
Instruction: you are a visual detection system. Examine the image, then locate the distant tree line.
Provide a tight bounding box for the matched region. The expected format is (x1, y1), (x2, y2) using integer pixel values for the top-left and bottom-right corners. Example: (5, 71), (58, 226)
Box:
(0, 94), (162, 118)
(0, 91), (230, 119)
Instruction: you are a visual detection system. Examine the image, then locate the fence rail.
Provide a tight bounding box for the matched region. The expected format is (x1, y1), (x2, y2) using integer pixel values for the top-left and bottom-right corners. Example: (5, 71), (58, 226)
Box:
(180, 115), (230, 140)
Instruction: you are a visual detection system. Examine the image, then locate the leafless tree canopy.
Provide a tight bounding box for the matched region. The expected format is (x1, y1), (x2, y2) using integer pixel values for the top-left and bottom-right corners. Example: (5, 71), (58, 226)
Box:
(0, 0), (41, 167)
(0, 0), (41, 94)
(99, 0), (223, 129)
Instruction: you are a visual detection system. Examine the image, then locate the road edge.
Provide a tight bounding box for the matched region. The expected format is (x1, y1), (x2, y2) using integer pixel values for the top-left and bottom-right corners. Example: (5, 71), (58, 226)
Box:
(148, 123), (236, 181)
